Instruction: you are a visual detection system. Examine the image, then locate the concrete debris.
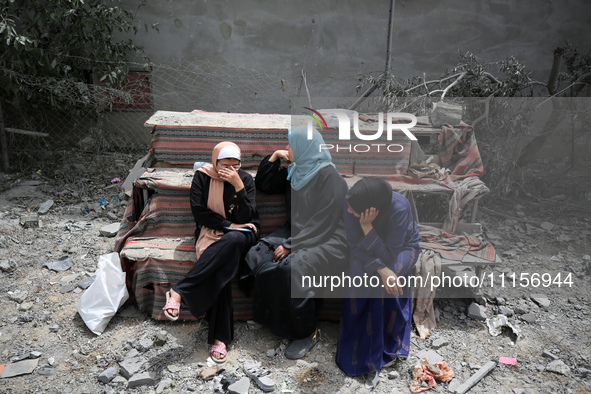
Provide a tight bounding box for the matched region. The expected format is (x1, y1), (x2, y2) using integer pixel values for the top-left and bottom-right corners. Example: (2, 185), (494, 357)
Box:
(454, 360), (496, 394)
(467, 302), (487, 320)
(0, 358), (39, 378)
(545, 360), (570, 375)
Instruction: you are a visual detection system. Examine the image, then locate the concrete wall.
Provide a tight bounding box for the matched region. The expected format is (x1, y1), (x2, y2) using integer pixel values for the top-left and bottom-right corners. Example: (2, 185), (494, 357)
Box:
(113, 0), (591, 150)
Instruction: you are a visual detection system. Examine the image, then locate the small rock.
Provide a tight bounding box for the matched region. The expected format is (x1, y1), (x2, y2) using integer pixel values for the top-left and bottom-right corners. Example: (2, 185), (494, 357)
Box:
(513, 388), (526, 394)
(128, 371), (155, 388)
(577, 367), (591, 378)
(448, 379), (461, 392)
(467, 302), (487, 320)
(136, 338), (154, 352)
(29, 351), (42, 358)
(541, 350), (559, 360)
(99, 223), (120, 237)
(540, 222), (555, 231)
(266, 349), (276, 358)
(156, 378), (172, 394)
(111, 376), (128, 387)
(8, 290), (28, 304)
(38, 200), (54, 214)
(77, 275), (96, 289)
(119, 355), (147, 379)
(107, 212), (119, 221)
(520, 312), (536, 324)
(546, 360), (570, 375)
(98, 366), (118, 384)
(48, 357), (56, 366)
(530, 294), (550, 308)
(49, 324), (59, 333)
(227, 377), (250, 394)
(388, 371), (400, 380)
(431, 338), (449, 349)
(18, 302), (34, 311)
(0, 260), (17, 273)
(154, 333), (167, 346)
(498, 306), (514, 317)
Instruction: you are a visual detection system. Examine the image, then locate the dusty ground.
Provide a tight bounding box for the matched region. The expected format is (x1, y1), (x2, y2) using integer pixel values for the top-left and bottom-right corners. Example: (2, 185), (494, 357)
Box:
(0, 152), (590, 394)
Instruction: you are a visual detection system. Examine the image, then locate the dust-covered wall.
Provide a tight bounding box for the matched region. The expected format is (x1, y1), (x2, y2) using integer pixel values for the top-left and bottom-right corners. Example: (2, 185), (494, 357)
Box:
(114, 0), (591, 154)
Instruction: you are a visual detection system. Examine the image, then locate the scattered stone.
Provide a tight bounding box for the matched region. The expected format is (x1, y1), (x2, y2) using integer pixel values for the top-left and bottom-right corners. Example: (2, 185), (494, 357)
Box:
(7, 290), (28, 304)
(540, 222), (555, 232)
(541, 350), (559, 361)
(520, 313), (536, 324)
(448, 379), (461, 392)
(546, 360), (571, 375)
(455, 361), (497, 394)
(20, 214), (39, 228)
(467, 302), (487, 320)
(156, 377), (172, 394)
(530, 294), (550, 308)
(388, 370), (400, 380)
(107, 212), (119, 221)
(498, 306), (514, 317)
(227, 377), (250, 394)
(431, 338), (449, 349)
(577, 367), (591, 378)
(495, 297), (506, 306)
(37, 367), (55, 376)
(128, 371), (155, 388)
(136, 338), (154, 352)
(0, 259), (17, 273)
(119, 355), (147, 379)
(29, 351), (42, 358)
(266, 349), (276, 358)
(111, 376), (128, 387)
(38, 200), (54, 214)
(48, 357), (56, 366)
(513, 389), (526, 394)
(0, 358), (39, 378)
(77, 275), (96, 289)
(49, 324), (60, 333)
(99, 223), (120, 237)
(98, 366), (118, 384)
(60, 283), (75, 293)
(154, 333), (167, 346)
(43, 256), (74, 272)
(414, 349), (443, 364)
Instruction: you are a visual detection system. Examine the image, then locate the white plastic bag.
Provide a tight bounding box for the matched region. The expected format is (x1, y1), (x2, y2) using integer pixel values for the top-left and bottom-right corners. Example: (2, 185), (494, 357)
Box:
(77, 252), (129, 335)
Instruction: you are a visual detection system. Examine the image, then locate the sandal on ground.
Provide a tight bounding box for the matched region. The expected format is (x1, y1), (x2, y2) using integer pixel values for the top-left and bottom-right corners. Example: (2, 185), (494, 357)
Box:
(210, 342), (227, 364)
(284, 329), (319, 360)
(243, 359), (275, 392)
(365, 370), (380, 390)
(162, 290), (180, 321)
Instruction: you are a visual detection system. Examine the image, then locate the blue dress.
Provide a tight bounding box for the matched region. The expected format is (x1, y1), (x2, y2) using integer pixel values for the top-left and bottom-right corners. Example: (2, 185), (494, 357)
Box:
(335, 191), (421, 376)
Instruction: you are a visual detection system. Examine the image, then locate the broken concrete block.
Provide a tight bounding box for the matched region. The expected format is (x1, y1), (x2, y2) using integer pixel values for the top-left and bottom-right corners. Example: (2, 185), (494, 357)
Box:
(546, 360), (570, 375)
(467, 302), (487, 320)
(98, 366), (118, 383)
(38, 200), (54, 214)
(530, 294), (550, 308)
(520, 312), (536, 324)
(540, 222), (555, 232)
(455, 360), (497, 394)
(20, 214), (39, 228)
(119, 356), (147, 379)
(99, 223), (120, 237)
(127, 371), (155, 388)
(0, 358), (39, 378)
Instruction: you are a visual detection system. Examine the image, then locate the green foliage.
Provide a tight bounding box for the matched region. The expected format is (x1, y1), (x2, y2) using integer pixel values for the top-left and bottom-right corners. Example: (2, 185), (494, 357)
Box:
(0, 0), (156, 128)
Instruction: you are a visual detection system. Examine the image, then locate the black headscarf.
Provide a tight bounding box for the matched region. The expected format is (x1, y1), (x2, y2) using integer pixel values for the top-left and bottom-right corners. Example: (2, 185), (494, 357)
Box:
(346, 177), (393, 235)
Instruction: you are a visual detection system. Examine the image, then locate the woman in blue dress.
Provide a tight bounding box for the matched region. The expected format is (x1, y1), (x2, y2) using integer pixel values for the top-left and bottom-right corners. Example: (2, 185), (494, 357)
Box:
(336, 177), (421, 388)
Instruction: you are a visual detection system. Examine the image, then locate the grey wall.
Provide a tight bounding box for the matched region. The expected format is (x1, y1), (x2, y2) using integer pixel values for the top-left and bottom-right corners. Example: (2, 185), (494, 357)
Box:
(114, 0), (591, 151)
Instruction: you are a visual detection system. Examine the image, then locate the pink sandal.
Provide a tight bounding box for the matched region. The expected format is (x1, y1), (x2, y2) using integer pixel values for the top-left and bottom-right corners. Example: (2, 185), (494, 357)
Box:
(163, 290), (180, 321)
(210, 342), (227, 364)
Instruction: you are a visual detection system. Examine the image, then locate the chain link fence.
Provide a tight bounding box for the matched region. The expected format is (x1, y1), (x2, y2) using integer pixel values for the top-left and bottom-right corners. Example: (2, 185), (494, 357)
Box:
(2, 58), (376, 171)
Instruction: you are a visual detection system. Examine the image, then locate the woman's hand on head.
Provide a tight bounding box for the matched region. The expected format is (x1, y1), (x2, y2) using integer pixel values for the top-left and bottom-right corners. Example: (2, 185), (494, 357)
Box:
(377, 267), (402, 296)
(270, 150), (290, 163)
(218, 167), (244, 191)
(359, 207), (379, 235)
